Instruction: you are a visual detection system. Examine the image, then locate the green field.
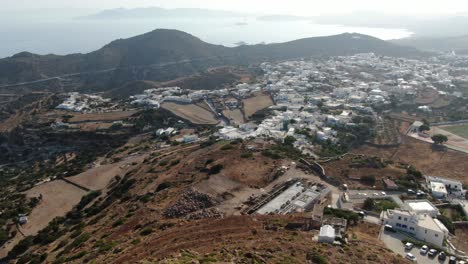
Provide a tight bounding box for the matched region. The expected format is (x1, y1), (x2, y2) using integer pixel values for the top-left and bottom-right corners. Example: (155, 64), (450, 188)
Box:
(442, 124), (468, 139)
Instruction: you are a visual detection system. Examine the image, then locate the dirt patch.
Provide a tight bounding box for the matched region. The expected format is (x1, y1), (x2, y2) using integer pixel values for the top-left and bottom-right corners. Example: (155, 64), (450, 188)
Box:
(322, 155), (407, 189)
(161, 102), (218, 125)
(354, 136), (468, 184)
(452, 226), (468, 254)
(22, 180), (87, 236)
(243, 93), (273, 119)
(66, 155), (146, 191)
(223, 109), (245, 125)
(66, 110), (137, 123)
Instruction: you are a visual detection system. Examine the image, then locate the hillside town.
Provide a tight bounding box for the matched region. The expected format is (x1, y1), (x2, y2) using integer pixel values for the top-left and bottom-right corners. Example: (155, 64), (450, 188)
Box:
(8, 52), (467, 263)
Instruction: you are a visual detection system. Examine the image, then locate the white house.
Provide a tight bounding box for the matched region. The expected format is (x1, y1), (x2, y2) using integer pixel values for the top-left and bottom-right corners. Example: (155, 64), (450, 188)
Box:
(381, 209), (448, 247)
(318, 225), (336, 243)
(404, 200), (439, 218)
(426, 176), (465, 198)
(430, 182), (448, 199)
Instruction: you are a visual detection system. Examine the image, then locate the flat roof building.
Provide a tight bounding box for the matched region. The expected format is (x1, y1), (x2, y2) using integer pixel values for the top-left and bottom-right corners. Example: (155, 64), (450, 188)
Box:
(404, 200), (439, 218)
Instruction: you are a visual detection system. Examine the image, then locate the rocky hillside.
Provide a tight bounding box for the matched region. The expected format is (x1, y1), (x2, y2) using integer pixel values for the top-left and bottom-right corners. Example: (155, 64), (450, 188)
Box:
(1, 137), (410, 264)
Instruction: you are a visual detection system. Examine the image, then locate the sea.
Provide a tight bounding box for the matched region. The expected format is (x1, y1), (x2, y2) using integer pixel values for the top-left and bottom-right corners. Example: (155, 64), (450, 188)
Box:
(0, 16), (412, 58)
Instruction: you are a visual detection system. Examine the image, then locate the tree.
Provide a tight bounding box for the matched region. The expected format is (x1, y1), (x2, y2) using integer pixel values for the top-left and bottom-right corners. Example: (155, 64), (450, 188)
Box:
(363, 198), (375, 211)
(283, 136), (296, 146)
(431, 134), (448, 145)
(418, 124), (430, 132)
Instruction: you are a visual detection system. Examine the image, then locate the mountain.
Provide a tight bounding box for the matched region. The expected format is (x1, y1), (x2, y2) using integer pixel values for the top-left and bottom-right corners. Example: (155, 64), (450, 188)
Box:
(0, 29), (426, 90)
(313, 11), (468, 38)
(392, 35), (468, 52)
(79, 7), (245, 20)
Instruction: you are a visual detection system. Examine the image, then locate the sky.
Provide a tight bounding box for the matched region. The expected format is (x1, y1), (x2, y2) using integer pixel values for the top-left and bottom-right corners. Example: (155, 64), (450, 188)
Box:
(2, 0), (468, 16)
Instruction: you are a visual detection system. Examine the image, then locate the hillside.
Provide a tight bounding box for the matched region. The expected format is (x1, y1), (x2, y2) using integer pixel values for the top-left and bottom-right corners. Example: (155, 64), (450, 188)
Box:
(0, 137), (410, 264)
(392, 35), (468, 52)
(0, 29), (425, 91)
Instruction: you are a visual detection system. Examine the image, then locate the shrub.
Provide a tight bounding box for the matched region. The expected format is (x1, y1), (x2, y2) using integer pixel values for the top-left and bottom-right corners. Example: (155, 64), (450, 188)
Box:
(169, 159), (180, 167)
(220, 144), (234, 150)
(156, 182), (172, 192)
(140, 227), (153, 236)
(307, 251), (328, 264)
(241, 152), (253, 159)
(361, 175), (376, 185)
(208, 164), (224, 175)
(112, 218), (126, 228)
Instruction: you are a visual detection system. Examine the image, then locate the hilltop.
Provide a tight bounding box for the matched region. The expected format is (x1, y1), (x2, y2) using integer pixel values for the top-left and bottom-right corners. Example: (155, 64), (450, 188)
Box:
(0, 29), (425, 92)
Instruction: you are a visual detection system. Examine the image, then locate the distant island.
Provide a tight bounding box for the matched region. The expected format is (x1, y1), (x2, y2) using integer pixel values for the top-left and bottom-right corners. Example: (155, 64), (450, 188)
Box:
(78, 7), (247, 20)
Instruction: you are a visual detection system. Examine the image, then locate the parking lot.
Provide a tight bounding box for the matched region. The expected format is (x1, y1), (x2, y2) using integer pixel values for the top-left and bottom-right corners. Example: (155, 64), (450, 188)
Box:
(380, 228), (449, 264)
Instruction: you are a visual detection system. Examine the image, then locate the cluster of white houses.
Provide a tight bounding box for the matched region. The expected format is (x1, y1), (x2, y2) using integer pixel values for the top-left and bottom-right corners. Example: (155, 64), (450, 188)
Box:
(56, 92), (111, 112)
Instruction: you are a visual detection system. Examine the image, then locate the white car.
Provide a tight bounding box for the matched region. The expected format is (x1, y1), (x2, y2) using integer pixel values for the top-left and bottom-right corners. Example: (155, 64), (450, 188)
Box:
(373, 193), (379, 196)
(381, 192), (386, 196)
(405, 242), (414, 250)
(420, 245), (429, 255)
(406, 253), (417, 262)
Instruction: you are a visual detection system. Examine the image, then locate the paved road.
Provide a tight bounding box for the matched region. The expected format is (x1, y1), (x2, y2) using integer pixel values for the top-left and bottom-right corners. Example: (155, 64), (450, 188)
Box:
(380, 228), (448, 264)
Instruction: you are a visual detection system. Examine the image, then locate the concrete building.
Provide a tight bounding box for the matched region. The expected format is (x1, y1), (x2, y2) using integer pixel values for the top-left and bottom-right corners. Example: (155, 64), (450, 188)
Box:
(430, 182), (448, 199)
(404, 200), (439, 218)
(426, 176), (465, 198)
(381, 209), (448, 247)
(318, 225), (336, 243)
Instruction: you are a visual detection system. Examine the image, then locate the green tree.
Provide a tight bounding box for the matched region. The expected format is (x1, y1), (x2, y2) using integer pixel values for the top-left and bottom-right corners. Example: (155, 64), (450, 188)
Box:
(363, 198), (375, 211)
(283, 136), (296, 146)
(431, 134), (448, 145)
(418, 124), (430, 132)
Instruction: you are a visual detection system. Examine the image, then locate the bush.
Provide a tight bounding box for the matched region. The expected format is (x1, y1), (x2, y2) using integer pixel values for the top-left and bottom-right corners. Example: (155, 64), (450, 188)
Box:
(8, 236), (34, 259)
(307, 251), (328, 264)
(324, 207), (360, 225)
(437, 215), (454, 234)
(240, 152), (253, 159)
(361, 175), (376, 185)
(156, 182), (172, 192)
(208, 164), (224, 175)
(169, 159), (180, 167)
(140, 227), (153, 236)
(363, 198), (375, 211)
(112, 218), (126, 228)
(220, 144), (234, 150)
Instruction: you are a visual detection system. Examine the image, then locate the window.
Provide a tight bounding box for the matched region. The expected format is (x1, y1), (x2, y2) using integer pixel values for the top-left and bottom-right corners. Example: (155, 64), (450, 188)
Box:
(398, 216), (402, 220)
(404, 218), (407, 221)
(410, 227), (414, 231)
(396, 223), (402, 227)
(435, 234), (438, 237)
(425, 230), (427, 234)
(402, 225), (407, 229)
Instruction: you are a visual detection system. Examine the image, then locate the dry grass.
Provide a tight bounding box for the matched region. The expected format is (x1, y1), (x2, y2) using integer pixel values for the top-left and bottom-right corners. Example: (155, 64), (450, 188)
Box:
(67, 110), (137, 123)
(22, 180), (87, 236)
(243, 93), (273, 118)
(162, 102), (218, 125)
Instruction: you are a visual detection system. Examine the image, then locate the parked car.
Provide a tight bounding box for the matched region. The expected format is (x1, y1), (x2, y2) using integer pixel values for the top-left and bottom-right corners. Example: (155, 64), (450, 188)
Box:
(428, 249), (438, 257)
(438, 252), (447, 261)
(406, 253), (417, 262)
(407, 189), (416, 194)
(420, 245), (429, 255)
(381, 191), (387, 196)
(384, 224), (396, 232)
(448, 256), (457, 264)
(405, 242), (414, 250)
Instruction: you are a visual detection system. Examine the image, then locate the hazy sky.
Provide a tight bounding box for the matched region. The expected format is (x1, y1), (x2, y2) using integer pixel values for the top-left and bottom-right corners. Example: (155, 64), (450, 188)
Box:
(3, 0), (468, 16)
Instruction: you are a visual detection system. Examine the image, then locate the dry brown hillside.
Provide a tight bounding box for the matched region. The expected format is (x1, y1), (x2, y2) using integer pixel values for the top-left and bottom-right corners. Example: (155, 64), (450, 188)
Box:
(4, 138), (409, 264)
